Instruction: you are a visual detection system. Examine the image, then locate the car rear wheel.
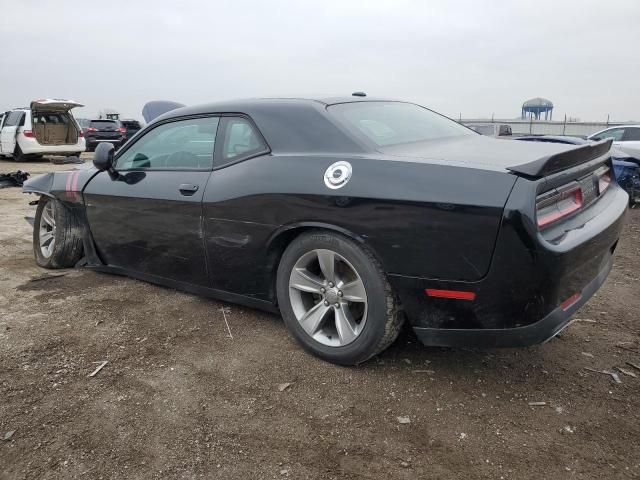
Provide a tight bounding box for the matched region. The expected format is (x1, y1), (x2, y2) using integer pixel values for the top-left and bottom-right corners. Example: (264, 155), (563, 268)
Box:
(277, 231), (403, 365)
(33, 196), (84, 268)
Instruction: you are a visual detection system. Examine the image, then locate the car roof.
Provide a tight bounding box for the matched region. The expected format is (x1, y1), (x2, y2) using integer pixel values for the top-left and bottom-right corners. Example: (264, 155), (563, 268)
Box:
(598, 125), (640, 129)
(156, 96), (400, 121)
(591, 125), (640, 137)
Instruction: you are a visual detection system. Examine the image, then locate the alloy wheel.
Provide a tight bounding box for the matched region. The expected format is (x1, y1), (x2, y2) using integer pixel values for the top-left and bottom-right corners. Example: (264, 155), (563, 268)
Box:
(288, 249), (368, 347)
(39, 201), (56, 258)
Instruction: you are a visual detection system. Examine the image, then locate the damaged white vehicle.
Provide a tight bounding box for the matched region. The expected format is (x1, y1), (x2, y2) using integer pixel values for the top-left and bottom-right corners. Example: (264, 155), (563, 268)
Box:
(0, 99), (85, 161)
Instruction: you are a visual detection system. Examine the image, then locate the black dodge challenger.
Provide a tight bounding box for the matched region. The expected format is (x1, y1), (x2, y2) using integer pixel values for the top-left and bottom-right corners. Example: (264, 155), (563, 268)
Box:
(23, 95), (628, 365)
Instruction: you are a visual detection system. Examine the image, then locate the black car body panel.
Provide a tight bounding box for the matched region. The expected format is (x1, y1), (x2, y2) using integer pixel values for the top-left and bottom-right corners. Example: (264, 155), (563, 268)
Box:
(22, 97), (628, 348)
(507, 139), (612, 177)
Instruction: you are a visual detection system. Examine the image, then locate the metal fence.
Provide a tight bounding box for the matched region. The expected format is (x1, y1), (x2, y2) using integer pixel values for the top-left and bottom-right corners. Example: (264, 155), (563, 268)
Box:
(461, 119), (636, 137)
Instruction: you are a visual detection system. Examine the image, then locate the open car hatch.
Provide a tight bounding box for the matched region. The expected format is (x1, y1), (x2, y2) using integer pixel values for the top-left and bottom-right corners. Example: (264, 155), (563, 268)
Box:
(30, 99), (84, 112)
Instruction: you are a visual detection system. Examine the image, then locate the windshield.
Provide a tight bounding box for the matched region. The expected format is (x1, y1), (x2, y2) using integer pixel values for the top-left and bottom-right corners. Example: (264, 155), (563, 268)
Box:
(329, 102), (473, 147)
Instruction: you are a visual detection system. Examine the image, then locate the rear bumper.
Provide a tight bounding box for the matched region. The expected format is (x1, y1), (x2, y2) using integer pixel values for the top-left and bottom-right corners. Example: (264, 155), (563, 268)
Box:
(389, 179), (627, 347)
(18, 137), (85, 154)
(85, 138), (124, 148)
(412, 253), (612, 347)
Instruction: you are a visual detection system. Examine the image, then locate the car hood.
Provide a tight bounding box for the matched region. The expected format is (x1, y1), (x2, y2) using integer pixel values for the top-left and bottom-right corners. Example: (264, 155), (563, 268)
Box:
(379, 134), (588, 173)
(142, 100), (186, 123)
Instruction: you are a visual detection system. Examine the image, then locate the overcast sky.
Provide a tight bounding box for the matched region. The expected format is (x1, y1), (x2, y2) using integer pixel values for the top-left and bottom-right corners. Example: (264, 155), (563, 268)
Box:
(1, 0), (638, 122)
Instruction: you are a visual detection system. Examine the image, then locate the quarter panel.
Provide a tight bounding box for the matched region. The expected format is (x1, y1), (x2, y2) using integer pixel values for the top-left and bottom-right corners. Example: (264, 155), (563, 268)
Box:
(202, 154), (516, 300)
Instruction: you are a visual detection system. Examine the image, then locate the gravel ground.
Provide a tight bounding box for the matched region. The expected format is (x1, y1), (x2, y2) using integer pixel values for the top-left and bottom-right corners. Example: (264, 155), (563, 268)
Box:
(1, 157), (639, 479)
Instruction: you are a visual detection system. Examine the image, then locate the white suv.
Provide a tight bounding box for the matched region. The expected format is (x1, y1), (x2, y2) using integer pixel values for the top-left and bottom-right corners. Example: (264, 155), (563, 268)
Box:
(588, 125), (640, 157)
(0, 99), (86, 161)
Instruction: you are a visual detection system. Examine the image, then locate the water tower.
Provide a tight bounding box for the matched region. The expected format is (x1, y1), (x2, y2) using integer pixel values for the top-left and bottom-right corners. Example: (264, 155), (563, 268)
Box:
(521, 98), (553, 120)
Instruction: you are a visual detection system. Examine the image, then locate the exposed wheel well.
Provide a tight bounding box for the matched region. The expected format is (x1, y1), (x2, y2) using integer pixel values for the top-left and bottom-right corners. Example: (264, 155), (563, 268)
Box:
(265, 225), (385, 305)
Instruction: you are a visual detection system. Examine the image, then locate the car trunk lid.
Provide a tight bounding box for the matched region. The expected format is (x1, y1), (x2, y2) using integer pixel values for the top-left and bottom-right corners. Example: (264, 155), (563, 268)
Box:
(31, 99), (84, 113)
(379, 135), (612, 176)
(381, 134), (615, 232)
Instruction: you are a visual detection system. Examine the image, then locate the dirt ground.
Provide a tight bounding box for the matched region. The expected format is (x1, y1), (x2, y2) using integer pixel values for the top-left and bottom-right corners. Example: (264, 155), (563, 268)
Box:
(1, 157), (639, 480)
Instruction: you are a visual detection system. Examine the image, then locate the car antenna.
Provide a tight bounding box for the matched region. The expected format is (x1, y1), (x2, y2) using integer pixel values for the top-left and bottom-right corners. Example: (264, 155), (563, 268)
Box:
(352, 92), (367, 97)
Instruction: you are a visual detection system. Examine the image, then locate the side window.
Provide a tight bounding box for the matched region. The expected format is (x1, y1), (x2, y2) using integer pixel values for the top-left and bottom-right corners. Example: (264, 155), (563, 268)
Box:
(116, 117), (219, 170)
(4, 111), (23, 127)
(623, 127), (640, 141)
(217, 117), (268, 167)
(591, 128), (624, 142)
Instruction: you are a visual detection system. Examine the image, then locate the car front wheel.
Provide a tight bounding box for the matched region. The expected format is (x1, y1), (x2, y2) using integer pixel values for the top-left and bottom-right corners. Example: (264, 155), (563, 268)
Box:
(277, 231), (403, 365)
(33, 196), (84, 268)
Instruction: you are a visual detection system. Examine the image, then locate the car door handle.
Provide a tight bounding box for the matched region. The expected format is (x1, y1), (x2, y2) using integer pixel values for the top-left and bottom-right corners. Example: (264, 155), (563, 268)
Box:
(179, 184), (199, 196)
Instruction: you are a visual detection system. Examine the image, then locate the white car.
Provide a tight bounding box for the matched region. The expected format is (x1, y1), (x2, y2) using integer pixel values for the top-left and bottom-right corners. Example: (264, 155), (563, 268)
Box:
(588, 125), (640, 157)
(0, 99), (86, 161)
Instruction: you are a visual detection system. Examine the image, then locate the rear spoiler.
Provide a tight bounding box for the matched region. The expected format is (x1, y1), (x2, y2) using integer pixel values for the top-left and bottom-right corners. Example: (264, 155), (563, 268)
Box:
(507, 139), (612, 178)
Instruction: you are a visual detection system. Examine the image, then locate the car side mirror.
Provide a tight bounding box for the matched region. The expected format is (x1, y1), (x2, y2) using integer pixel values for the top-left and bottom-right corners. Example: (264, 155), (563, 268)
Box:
(93, 143), (115, 172)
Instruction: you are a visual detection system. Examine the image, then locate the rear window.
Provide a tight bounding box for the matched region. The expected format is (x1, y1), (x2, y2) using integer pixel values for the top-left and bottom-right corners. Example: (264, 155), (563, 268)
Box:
(32, 113), (69, 124)
(90, 120), (119, 129)
(329, 102), (473, 147)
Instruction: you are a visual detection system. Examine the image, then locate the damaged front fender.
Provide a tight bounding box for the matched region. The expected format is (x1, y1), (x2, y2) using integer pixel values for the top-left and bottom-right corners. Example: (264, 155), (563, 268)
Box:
(22, 172), (54, 197)
(22, 166), (104, 267)
(22, 166), (98, 204)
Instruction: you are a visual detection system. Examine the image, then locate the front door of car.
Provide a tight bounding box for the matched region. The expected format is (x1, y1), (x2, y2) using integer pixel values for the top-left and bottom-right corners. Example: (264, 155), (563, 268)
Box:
(0, 111), (21, 154)
(83, 116), (220, 286)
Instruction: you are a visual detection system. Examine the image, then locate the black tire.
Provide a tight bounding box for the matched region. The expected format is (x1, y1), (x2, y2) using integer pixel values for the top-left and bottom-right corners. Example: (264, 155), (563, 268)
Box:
(33, 196), (84, 269)
(13, 145), (26, 162)
(276, 231), (403, 365)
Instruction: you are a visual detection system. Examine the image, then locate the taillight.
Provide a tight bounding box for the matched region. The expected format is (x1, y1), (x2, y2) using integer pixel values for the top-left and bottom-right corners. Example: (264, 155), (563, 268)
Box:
(117, 127), (126, 134)
(536, 183), (583, 229)
(87, 127), (97, 132)
(596, 166), (611, 194)
(22, 130), (34, 138)
(78, 130), (84, 137)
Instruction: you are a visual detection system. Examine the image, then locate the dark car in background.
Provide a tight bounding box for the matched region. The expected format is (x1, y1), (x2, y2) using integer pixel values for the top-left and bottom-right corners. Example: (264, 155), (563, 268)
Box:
(119, 119), (143, 141)
(83, 119), (126, 152)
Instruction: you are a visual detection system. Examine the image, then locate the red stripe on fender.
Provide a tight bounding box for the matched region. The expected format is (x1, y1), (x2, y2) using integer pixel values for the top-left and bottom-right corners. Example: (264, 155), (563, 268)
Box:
(425, 289), (476, 301)
(72, 171), (80, 192)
